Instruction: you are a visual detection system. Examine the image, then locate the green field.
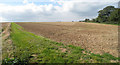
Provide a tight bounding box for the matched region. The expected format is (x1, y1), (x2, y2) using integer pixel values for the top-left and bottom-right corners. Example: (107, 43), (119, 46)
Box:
(2, 23), (120, 64)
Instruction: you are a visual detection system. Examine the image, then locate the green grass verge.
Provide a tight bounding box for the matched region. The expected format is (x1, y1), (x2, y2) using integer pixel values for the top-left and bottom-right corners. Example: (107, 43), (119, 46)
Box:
(2, 23), (119, 64)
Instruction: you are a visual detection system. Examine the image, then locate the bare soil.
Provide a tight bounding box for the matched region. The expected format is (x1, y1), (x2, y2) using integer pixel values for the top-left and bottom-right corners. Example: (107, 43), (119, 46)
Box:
(16, 22), (118, 57)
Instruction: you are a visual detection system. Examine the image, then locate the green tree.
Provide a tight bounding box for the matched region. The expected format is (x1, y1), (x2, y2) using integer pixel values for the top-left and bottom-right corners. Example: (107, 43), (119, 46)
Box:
(96, 6), (120, 25)
(97, 6), (115, 23)
(108, 8), (120, 24)
(85, 19), (90, 22)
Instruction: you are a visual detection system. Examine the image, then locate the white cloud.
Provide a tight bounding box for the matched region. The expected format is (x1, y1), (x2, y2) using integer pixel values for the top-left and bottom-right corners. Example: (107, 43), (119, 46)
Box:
(0, 0), (118, 22)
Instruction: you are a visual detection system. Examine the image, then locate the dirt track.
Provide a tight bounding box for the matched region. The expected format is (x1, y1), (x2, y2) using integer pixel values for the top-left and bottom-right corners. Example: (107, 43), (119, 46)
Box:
(16, 22), (118, 57)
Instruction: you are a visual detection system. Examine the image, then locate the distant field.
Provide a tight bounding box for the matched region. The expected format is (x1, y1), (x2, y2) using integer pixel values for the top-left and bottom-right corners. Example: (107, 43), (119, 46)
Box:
(16, 22), (118, 57)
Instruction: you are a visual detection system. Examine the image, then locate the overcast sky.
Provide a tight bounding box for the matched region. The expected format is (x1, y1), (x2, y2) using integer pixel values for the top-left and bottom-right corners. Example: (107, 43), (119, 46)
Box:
(0, 0), (119, 22)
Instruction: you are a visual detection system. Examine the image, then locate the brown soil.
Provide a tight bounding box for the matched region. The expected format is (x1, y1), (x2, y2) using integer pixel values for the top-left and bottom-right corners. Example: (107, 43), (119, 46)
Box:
(16, 22), (118, 57)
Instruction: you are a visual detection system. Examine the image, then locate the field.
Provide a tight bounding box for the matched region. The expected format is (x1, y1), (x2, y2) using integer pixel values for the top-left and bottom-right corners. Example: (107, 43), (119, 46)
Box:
(16, 22), (118, 57)
(1, 22), (119, 64)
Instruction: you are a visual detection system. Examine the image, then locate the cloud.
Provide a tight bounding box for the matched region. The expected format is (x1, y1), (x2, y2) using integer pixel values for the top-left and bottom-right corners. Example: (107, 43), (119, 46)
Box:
(0, 0), (119, 22)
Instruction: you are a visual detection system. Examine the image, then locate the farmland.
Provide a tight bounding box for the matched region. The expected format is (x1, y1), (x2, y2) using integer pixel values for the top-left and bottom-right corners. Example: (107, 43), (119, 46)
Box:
(1, 22), (119, 64)
(16, 22), (118, 57)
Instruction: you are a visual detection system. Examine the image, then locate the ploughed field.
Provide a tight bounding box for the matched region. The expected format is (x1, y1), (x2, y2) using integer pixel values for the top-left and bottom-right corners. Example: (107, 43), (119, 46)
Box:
(16, 22), (118, 57)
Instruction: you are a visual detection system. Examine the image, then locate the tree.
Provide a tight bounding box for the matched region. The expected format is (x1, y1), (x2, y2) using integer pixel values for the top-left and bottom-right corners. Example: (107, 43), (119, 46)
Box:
(97, 6), (115, 23)
(91, 19), (96, 22)
(96, 6), (120, 25)
(108, 8), (120, 24)
(84, 19), (90, 22)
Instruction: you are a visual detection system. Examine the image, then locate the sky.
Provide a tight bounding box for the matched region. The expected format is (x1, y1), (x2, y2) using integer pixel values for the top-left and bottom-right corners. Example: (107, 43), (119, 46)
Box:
(0, 0), (119, 22)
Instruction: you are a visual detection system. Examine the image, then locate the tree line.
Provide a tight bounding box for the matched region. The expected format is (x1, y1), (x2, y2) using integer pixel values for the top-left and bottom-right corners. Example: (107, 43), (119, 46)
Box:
(82, 6), (120, 25)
